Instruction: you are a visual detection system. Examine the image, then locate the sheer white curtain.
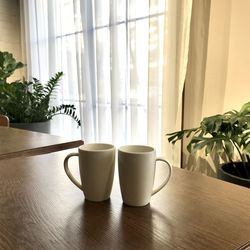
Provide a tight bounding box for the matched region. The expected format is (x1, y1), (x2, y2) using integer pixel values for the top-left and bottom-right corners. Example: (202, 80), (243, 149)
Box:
(21, 0), (84, 138)
(20, 0), (192, 160)
(78, 0), (167, 152)
(21, 0), (57, 82)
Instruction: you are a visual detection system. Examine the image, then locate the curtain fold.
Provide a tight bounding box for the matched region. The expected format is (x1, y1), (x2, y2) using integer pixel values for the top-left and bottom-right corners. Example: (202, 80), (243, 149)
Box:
(20, 0), (193, 157)
(162, 0), (193, 166)
(182, 0), (212, 175)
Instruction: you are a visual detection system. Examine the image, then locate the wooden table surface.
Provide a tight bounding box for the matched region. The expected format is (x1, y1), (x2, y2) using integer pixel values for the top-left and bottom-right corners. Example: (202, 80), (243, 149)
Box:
(0, 127), (83, 159)
(0, 150), (249, 250)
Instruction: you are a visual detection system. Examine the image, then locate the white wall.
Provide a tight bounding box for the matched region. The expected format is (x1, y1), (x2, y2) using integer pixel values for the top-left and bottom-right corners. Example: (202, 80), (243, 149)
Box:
(223, 0), (250, 111)
(202, 0), (231, 116)
(204, 0), (250, 113)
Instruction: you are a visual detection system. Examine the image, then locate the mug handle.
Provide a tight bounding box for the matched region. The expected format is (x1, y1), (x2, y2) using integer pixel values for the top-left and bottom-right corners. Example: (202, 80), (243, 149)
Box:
(64, 153), (83, 191)
(152, 158), (172, 195)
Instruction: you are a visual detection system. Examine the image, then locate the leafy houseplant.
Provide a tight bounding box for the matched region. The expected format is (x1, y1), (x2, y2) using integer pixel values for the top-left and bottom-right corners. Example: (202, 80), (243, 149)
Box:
(0, 51), (24, 84)
(167, 101), (250, 187)
(0, 51), (81, 128)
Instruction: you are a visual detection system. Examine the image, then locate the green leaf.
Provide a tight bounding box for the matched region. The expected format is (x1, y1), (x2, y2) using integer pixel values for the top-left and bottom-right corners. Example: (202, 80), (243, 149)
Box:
(0, 51), (25, 84)
(224, 140), (234, 160)
(205, 141), (215, 155)
(166, 101), (250, 164)
(239, 101), (250, 115)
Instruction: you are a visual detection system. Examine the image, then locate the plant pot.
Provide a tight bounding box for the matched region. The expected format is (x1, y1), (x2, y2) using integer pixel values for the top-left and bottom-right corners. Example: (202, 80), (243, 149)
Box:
(217, 162), (250, 188)
(10, 120), (51, 134)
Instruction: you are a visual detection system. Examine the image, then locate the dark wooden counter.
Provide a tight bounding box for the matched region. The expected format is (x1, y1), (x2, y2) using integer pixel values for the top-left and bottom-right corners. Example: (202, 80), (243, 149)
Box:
(0, 150), (249, 249)
(0, 127), (83, 159)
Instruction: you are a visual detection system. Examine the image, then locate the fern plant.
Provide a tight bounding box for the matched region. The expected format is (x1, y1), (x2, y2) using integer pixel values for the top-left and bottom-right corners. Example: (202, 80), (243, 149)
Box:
(167, 102), (250, 172)
(0, 71), (81, 126)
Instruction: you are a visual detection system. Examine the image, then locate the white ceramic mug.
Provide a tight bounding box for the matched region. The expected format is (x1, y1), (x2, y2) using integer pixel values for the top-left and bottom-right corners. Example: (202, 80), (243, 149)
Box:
(64, 143), (115, 202)
(118, 145), (172, 206)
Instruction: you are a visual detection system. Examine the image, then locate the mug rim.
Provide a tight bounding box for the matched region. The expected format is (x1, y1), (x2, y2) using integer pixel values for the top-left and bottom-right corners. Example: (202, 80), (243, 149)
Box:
(79, 143), (115, 152)
(118, 145), (155, 154)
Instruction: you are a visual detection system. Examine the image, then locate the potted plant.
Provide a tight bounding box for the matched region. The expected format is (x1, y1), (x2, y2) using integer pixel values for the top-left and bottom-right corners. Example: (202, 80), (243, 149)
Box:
(0, 51), (81, 133)
(167, 101), (250, 188)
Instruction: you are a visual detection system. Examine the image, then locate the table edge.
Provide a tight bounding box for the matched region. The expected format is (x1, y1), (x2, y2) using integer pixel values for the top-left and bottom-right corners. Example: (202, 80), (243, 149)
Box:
(0, 139), (83, 160)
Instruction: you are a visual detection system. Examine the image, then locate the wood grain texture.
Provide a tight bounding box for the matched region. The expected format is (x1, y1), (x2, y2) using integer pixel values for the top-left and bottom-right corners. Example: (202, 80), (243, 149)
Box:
(0, 127), (83, 159)
(0, 115), (9, 127)
(0, 151), (249, 249)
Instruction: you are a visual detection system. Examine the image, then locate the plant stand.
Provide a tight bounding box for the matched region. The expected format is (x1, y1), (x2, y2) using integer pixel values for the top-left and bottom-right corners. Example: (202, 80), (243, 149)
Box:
(10, 121), (51, 134)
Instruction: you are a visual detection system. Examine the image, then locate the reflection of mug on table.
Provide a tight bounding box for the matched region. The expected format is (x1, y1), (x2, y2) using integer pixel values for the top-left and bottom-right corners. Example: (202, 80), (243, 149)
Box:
(118, 145), (172, 207)
(64, 143), (115, 202)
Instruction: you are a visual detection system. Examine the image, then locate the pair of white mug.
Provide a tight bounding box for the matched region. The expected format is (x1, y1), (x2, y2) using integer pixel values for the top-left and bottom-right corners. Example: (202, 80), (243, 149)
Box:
(64, 143), (172, 207)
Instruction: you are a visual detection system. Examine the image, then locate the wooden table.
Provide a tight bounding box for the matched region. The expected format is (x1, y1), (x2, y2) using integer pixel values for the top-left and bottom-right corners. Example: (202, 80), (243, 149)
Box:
(0, 127), (83, 159)
(0, 150), (249, 250)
